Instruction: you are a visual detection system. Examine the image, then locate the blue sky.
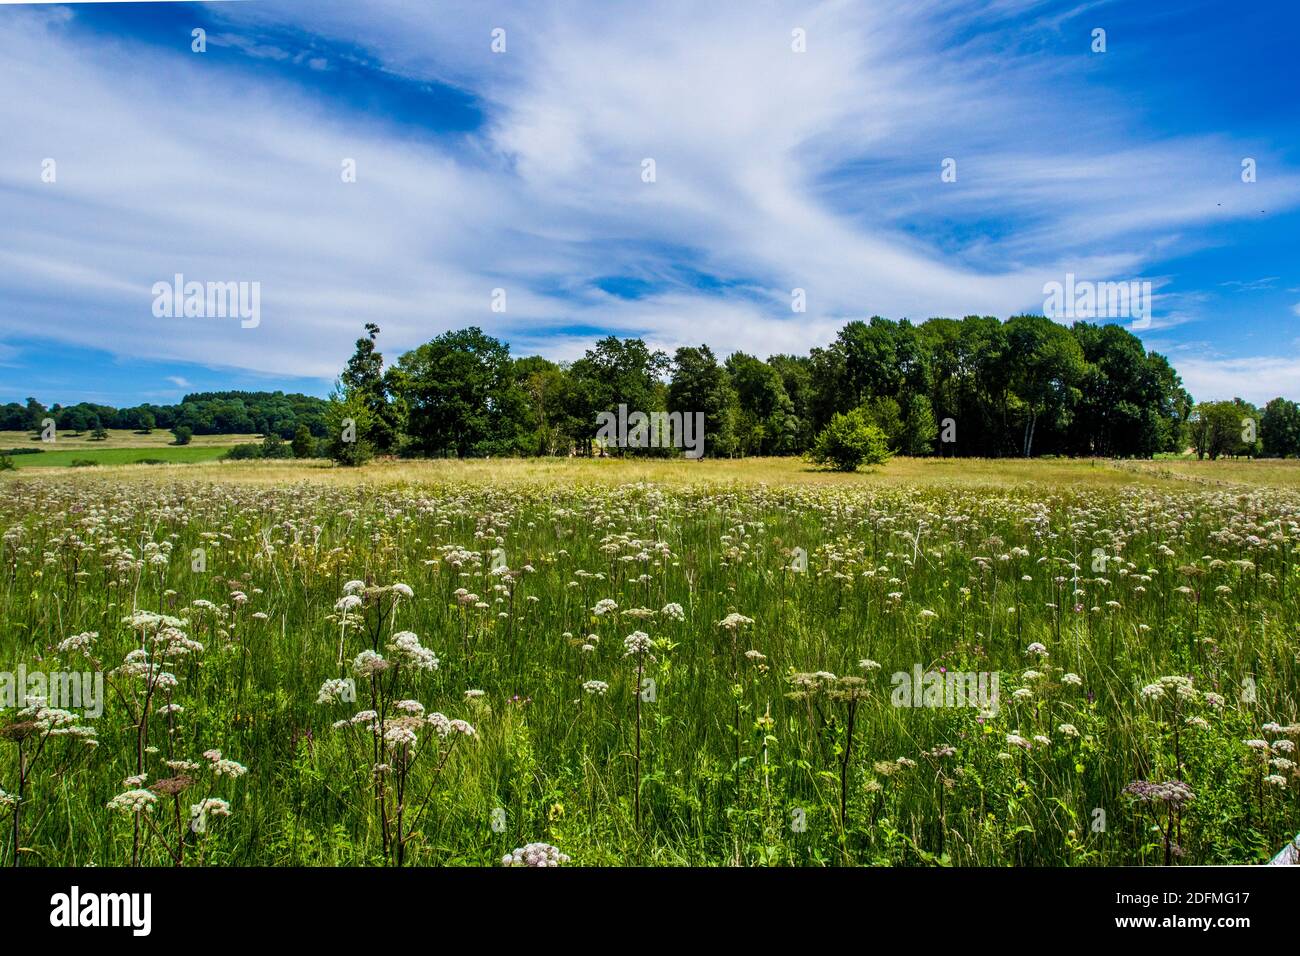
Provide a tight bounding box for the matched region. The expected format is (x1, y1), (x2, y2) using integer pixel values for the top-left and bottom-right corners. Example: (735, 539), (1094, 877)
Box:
(1, 0), (1298, 407)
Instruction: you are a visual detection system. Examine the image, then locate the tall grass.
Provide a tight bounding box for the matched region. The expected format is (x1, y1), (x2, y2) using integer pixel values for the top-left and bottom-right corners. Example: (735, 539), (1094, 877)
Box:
(0, 463), (1297, 865)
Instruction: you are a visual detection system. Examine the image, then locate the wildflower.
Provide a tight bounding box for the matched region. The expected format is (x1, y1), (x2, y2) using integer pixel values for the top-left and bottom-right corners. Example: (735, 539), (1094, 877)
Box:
(316, 678), (355, 705)
(623, 631), (655, 658)
(107, 789), (158, 814)
(190, 797), (232, 822)
(592, 599), (618, 616)
(384, 724), (419, 751)
(582, 680), (609, 695)
(351, 649), (390, 678)
(1025, 642), (1048, 658)
(717, 613), (755, 630)
(502, 843), (570, 867)
(203, 750), (248, 778)
(56, 631), (98, 655)
(661, 603), (685, 621)
(1123, 780), (1194, 807)
(1058, 723), (1079, 738)
(387, 632), (439, 672)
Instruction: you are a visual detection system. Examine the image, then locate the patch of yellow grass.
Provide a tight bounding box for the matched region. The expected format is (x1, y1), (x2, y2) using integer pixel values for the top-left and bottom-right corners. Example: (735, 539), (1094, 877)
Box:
(0, 454), (1238, 492)
(0, 429), (259, 450)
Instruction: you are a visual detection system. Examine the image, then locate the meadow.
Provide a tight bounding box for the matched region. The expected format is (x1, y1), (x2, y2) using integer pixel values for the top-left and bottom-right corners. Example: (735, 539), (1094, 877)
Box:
(0, 430), (259, 469)
(0, 456), (1297, 867)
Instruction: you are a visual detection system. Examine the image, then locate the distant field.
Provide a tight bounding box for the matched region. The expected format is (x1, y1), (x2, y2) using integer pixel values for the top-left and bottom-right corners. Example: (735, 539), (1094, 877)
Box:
(0, 429), (260, 451)
(5, 448), (1300, 490)
(0, 430), (258, 468)
(12, 452), (1300, 492)
(3, 446), (241, 468)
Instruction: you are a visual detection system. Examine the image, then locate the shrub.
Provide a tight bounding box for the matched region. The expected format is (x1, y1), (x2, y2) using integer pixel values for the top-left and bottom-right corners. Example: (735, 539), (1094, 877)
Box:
(261, 434), (293, 459)
(809, 407), (892, 472)
(171, 425), (193, 446)
(223, 444), (263, 461)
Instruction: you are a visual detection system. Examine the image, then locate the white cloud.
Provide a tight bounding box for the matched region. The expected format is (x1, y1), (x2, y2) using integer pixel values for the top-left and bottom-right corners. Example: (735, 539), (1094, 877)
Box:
(0, 0), (1297, 387)
(1175, 355), (1300, 405)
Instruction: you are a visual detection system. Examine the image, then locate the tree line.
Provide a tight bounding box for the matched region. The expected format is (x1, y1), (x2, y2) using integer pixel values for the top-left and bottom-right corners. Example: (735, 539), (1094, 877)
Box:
(325, 317), (1300, 463)
(1, 391), (329, 440)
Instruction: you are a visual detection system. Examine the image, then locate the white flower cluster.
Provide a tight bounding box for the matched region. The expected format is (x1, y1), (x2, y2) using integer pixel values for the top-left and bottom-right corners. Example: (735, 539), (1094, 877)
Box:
(623, 631), (654, 658)
(502, 842), (570, 867)
(387, 631), (439, 672)
(717, 613), (755, 630)
(56, 631), (98, 655)
(582, 680), (609, 695)
(426, 713), (476, 738)
(316, 678), (355, 704)
(351, 649), (389, 678)
(203, 749), (248, 778)
(106, 789), (158, 815)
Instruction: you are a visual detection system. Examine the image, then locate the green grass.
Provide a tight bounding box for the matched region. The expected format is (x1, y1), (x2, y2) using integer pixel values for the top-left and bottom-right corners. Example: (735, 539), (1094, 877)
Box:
(3, 445), (234, 468)
(1, 459), (1298, 868)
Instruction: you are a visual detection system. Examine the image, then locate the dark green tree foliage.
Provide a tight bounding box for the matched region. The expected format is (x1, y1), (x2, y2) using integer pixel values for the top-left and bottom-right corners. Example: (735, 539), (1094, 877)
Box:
(340, 323), (402, 454)
(1260, 398), (1300, 458)
(566, 337), (670, 456)
(291, 423), (315, 459)
(0, 393), (328, 438)
(11, 315), (1283, 463)
(724, 351), (798, 455)
(395, 327), (526, 457)
(668, 346), (736, 457)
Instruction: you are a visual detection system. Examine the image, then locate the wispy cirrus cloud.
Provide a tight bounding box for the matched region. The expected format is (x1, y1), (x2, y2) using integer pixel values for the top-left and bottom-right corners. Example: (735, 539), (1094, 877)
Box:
(0, 0), (1297, 402)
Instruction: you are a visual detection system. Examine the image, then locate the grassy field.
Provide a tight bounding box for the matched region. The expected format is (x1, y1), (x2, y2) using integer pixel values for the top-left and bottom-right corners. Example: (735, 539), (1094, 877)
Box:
(1, 456), (1298, 867)
(0, 430), (259, 469)
(0, 452), (1221, 489)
